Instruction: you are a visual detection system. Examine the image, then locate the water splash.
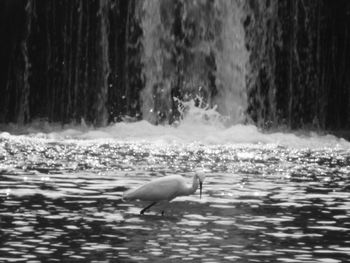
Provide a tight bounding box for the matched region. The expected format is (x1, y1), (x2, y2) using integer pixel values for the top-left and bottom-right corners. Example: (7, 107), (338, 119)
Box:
(1, 101), (348, 149)
(140, 0), (249, 124)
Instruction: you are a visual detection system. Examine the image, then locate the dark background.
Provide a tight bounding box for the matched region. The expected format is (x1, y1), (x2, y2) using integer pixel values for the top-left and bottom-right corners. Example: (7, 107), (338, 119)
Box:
(0, 0), (349, 132)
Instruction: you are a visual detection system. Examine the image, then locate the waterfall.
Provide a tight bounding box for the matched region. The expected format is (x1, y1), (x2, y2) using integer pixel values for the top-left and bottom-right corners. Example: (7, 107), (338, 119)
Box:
(140, 0), (249, 125)
(244, 0), (350, 130)
(18, 0), (34, 124)
(244, 0), (279, 128)
(0, 0), (349, 132)
(95, 0), (110, 126)
(139, 0), (168, 124)
(211, 0), (248, 123)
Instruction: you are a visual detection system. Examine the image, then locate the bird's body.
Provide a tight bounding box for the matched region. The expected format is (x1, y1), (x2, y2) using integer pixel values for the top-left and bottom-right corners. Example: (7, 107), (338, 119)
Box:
(123, 174), (205, 215)
(124, 175), (191, 201)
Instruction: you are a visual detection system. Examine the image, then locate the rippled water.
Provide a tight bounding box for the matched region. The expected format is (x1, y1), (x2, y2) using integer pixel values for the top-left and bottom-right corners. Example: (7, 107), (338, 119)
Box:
(1, 131), (350, 262)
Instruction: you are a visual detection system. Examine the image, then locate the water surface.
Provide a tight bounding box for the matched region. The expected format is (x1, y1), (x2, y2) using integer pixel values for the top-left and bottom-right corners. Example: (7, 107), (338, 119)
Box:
(1, 128), (350, 262)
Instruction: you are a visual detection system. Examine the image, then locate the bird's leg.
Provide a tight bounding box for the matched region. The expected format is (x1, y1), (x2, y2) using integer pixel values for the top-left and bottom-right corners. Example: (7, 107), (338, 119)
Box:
(140, 202), (157, 215)
(160, 200), (170, 216)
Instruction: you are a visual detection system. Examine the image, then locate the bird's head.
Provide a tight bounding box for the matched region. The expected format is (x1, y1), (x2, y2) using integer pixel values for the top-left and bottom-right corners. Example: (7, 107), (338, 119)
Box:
(196, 174), (206, 199)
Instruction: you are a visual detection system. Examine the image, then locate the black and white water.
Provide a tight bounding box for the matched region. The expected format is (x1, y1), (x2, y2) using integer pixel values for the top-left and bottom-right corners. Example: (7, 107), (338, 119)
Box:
(1, 0), (350, 262)
(1, 108), (350, 262)
(1, 0), (350, 130)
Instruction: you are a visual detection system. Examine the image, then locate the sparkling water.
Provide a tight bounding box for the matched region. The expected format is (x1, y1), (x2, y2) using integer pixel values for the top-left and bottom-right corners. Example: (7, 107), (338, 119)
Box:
(1, 110), (349, 262)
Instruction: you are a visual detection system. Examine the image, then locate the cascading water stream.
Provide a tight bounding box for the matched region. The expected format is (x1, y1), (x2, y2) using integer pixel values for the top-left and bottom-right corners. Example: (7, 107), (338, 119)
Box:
(0, 0), (349, 132)
(211, 0), (248, 123)
(140, 0), (249, 125)
(18, 0), (34, 124)
(139, 0), (167, 124)
(96, 0), (110, 126)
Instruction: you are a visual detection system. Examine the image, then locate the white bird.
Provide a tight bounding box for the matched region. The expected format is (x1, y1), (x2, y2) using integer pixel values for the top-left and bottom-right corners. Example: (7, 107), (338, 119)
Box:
(123, 174), (205, 215)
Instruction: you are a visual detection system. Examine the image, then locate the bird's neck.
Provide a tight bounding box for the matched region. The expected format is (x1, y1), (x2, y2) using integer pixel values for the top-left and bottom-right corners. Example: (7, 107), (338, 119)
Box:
(181, 175), (199, 196)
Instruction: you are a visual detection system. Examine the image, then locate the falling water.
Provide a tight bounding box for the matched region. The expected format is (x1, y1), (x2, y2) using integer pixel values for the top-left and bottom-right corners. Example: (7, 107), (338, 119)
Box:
(18, 0), (34, 124)
(244, 0), (350, 131)
(140, 0), (248, 124)
(139, 0), (167, 124)
(95, 0), (110, 126)
(210, 0), (248, 123)
(0, 0), (349, 130)
(244, 0), (280, 127)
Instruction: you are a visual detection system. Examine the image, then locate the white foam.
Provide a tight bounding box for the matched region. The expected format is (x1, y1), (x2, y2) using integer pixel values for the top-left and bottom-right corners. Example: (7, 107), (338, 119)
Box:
(0, 103), (349, 149)
(0, 121), (347, 150)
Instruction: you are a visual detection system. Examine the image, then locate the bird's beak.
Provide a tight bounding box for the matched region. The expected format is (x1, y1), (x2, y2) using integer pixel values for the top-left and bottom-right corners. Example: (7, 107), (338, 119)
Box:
(199, 181), (203, 199)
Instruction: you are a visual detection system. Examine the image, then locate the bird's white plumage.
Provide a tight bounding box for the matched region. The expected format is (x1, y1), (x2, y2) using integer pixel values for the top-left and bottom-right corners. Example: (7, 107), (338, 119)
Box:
(123, 173), (205, 214)
(123, 174), (190, 201)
